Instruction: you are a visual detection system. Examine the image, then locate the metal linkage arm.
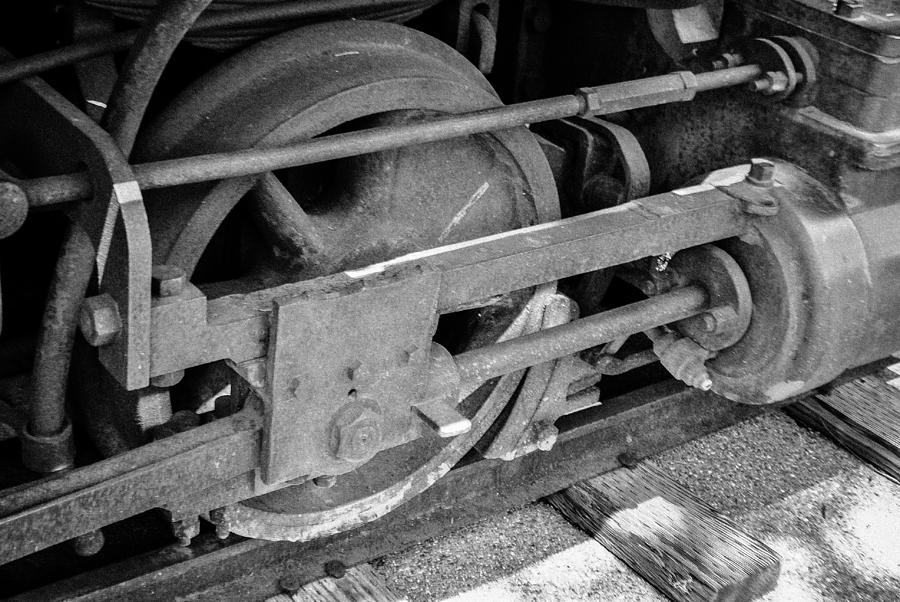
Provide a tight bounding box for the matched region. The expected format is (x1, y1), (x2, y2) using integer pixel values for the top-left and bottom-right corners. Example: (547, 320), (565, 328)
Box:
(146, 184), (748, 379)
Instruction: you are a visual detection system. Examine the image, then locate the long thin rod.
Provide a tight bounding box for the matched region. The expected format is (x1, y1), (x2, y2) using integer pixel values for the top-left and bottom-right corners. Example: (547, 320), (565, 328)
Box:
(455, 285), (709, 388)
(21, 65), (763, 208)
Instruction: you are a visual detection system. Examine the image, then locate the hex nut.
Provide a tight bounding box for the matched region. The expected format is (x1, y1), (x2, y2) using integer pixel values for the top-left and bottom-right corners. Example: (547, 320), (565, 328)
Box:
(331, 407), (383, 463)
(151, 264), (186, 297)
(79, 293), (122, 347)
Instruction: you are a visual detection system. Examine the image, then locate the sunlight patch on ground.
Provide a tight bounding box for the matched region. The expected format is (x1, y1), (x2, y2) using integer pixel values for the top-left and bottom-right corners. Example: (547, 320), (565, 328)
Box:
(441, 539), (662, 602)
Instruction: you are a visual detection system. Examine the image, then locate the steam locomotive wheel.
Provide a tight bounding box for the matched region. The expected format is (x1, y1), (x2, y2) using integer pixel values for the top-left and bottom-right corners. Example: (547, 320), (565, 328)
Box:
(80, 21), (559, 541)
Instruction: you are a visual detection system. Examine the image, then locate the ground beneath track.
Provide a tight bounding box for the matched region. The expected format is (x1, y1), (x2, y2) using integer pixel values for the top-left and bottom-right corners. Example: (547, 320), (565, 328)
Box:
(372, 411), (900, 601)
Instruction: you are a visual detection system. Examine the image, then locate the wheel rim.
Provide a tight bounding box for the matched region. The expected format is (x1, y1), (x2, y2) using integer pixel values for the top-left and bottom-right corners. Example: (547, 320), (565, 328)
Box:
(109, 21), (559, 540)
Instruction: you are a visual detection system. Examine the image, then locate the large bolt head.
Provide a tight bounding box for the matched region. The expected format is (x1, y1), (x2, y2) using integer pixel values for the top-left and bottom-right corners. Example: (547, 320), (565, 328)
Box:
(79, 293), (122, 347)
(746, 158), (775, 187)
(151, 264), (186, 297)
(331, 406), (383, 463)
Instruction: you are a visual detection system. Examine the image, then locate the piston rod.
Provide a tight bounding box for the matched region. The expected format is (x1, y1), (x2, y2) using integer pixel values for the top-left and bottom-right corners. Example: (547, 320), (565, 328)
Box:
(455, 285), (709, 388)
(20, 64), (763, 208)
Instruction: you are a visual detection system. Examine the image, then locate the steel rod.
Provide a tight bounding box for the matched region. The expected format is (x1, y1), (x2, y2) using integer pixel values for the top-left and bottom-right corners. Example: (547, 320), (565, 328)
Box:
(455, 285), (709, 388)
(20, 64), (762, 209)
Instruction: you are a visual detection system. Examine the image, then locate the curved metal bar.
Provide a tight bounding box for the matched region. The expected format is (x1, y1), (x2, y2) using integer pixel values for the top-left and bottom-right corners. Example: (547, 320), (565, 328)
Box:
(101, 0), (215, 157)
(25, 0), (212, 472)
(27, 227), (94, 440)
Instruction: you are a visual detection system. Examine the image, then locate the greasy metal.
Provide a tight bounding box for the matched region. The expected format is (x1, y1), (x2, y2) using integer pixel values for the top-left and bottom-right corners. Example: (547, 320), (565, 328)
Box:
(19, 64), (764, 209)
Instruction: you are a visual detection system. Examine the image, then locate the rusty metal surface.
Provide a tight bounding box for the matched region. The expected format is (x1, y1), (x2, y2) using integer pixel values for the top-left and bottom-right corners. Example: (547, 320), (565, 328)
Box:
(8, 381), (762, 601)
(263, 267), (441, 484)
(17, 64), (765, 210)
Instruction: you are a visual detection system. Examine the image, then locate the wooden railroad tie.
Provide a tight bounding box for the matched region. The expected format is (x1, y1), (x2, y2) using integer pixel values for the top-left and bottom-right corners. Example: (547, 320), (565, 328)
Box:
(548, 462), (781, 602)
(786, 372), (900, 483)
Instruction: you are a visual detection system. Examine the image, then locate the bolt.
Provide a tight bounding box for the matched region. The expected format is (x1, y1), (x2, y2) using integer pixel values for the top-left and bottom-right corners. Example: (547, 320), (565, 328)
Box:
(150, 369), (184, 388)
(746, 158), (775, 187)
(79, 293), (122, 347)
(698, 376), (714, 391)
(0, 181), (28, 239)
(313, 475), (337, 488)
(324, 560), (347, 579)
(151, 264), (186, 297)
(748, 71), (789, 96)
(214, 394), (239, 419)
(72, 529), (105, 557)
(172, 515), (200, 547)
(209, 507), (232, 540)
(332, 407), (383, 463)
(835, 0), (863, 18)
(279, 575), (302, 594)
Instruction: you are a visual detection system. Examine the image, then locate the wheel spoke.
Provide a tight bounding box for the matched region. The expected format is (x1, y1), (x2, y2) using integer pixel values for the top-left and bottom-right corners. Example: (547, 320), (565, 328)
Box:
(251, 171), (327, 259)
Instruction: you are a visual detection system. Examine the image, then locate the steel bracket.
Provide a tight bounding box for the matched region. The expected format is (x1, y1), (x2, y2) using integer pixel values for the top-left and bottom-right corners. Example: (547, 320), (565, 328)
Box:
(260, 265), (441, 484)
(0, 53), (153, 389)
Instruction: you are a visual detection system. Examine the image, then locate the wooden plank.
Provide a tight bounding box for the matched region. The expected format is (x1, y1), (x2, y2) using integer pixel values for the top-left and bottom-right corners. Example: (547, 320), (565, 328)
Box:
(786, 374), (900, 483)
(267, 564), (405, 602)
(548, 463), (780, 602)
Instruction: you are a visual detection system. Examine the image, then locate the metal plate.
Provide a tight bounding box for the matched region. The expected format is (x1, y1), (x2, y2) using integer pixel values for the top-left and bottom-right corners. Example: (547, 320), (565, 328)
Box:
(263, 267), (441, 484)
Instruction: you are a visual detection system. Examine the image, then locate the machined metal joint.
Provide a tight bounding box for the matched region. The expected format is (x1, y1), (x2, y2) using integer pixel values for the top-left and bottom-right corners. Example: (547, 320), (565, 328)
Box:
(19, 420), (75, 474)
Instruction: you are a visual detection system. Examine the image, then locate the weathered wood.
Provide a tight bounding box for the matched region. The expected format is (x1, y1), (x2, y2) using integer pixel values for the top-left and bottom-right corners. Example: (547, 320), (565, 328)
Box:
(786, 374), (900, 483)
(267, 564), (405, 602)
(548, 463), (780, 602)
